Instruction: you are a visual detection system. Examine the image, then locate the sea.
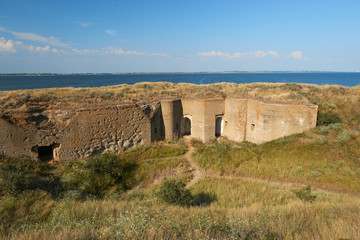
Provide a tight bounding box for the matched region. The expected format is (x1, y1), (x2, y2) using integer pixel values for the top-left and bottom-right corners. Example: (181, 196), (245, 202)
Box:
(0, 72), (359, 91)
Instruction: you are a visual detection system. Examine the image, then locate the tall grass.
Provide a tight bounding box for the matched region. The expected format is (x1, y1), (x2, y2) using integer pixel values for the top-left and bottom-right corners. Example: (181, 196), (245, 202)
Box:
(1, 140), (360, 239)
(2, 182), (360, 239)
(193, 133), (360, 193)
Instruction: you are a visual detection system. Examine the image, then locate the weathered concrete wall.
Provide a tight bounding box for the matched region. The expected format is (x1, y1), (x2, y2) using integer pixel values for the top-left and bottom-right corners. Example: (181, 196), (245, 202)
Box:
(160, 100), (182, 141)
(151, 105), (165, 142)
(245, 100), (318, 144)
(0, 104), (152, 160)
(1, 98), (318, 161)
(182, 99), (205, 141)
(0, 112), (58, 159)
(223, 99), (247, 142)
(58, 105), (151, 160)
(204, 99), (225, 142)
(161, 98), (317, 144)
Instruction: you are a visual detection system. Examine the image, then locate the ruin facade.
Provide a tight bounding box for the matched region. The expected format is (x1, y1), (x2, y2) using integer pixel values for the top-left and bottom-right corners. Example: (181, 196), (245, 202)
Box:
(0, 98), (317, 161)
(160, 98), (318, 143)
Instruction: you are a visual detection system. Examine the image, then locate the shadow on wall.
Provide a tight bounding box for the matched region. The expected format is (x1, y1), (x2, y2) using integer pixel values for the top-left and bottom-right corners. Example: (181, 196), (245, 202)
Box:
(151, 105), (165, 141)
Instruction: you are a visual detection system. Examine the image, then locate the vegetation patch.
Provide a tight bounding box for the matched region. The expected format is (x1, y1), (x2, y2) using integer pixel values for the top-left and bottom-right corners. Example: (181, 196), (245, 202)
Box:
(292, 185), (317, 202)
(157, 178), (193, 206)
(193, 136), (360, 193)
(317, 111), (342, 126)
(0, 156), (61, 197)
(61, 153), (137, 199)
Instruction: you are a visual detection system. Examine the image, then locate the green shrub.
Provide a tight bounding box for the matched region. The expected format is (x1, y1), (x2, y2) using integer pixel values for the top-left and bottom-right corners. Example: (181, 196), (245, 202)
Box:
(190, 138), (203, 147)
(0, 190), (54, 233)
(328, 123), (343, 131)
(292, 185), (316, 202)
(0, 156), (61, 197)
(317, 112), (342, 126)
(61, 153), (137, 198)
(158, 178), (193, 206)
(322, 102), (337, 109)
(316, 136), (328, 144)
(319, 125), (330, 135)
(337, 132), (349, 144)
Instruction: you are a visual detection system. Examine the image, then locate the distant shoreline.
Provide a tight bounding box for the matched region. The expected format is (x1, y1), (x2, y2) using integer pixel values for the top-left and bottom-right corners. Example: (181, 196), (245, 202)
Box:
(0, 71), (358, 76)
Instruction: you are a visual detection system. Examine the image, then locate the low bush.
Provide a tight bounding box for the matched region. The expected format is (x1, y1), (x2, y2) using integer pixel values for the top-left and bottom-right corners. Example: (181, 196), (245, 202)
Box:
(337, 131), (350, 144)
(158, 178), (193, 206)
(292, 185), (316, 202)
(190, 138), (203, 147)
(317, 112), (342, 126)
(0, 156), (61, 197)
(61, 153), (137, 198)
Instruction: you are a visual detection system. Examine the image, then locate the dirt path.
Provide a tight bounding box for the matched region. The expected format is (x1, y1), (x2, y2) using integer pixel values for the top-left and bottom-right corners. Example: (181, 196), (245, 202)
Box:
(182, 140), (354, 194)
(184, 140), (203, 188)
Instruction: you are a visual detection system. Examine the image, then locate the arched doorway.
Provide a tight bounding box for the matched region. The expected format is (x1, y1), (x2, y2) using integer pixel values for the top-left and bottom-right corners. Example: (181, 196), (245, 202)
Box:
(215, 116), (223, 137)
(181, 117), (191, 136)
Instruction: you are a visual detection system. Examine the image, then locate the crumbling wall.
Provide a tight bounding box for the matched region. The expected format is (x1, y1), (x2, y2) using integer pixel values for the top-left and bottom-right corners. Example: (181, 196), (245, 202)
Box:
(58, 104), (151, 160)
(0, 104), (152, 160)
(0, 113), (57, 159)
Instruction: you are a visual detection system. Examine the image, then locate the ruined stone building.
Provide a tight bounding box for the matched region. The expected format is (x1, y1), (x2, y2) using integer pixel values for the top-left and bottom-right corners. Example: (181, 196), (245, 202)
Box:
(0, 98), (317, 161)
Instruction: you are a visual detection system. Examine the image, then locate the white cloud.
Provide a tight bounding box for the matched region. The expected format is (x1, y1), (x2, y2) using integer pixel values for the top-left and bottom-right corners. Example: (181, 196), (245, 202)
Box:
(103, 47), (146, 55)
(0, 26), (69, 48)
(0, 37), (16, 53)
(25, 44), (64, 54)
(35, 45), (50, 52)
(10, 31), (69, 48)
(71, 47), (168, 57)
(152, 52), (170, 57)
(197, 50), (279, 59)
(267, 50), (280, 58)
(105, 29), (117, 36)
(76, 21), (91, 28)
(72, 48), (101, 54)
(290, 51), (307, 60)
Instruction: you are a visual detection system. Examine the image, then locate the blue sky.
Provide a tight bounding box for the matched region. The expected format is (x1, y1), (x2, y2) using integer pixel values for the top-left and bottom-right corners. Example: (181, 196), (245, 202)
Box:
(0, 0), (359, 73)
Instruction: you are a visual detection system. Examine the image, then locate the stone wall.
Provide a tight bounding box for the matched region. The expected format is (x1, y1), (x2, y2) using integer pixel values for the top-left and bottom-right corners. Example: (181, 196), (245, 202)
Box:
(0, 98), (318, 161)
(0, 104), (153, 160)
(58, 104), (151, 160)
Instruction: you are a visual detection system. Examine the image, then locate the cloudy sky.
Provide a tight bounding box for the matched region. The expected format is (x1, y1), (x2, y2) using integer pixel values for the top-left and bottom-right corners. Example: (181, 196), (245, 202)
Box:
(0, 0), (359, 73)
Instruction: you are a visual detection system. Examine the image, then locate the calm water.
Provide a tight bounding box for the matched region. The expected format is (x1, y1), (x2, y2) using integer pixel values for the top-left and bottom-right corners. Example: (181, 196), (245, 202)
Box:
(0, 72), (359, 91)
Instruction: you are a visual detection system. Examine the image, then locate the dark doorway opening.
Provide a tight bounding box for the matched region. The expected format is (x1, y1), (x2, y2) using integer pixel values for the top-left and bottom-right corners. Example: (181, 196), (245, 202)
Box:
(215, 117), (223, 137)
(181, 117), (191, 136)
(38, 146), (53, 161)
(32, 143), (59, 162)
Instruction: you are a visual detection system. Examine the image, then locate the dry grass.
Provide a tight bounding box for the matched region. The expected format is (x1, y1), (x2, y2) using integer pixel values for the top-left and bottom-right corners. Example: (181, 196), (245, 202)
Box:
(2, 179), (360, 240)
(1, 140), (360, 239)
(1, 82), (359, 118)
(1, 83), (360, 239)
(193, 130), (360, 194)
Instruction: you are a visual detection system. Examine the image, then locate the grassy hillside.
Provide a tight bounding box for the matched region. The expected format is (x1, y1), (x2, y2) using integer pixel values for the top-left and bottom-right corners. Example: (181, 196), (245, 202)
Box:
(1, 82), (359, 115)
(1, 138), (360, 239)
(1, 82), (360, 239)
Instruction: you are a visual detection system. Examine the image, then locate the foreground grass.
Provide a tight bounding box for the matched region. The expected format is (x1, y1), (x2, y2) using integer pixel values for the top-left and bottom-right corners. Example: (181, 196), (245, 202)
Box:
(1, 132), (360, 239)
(1, 180), (360, 240)
(193, 129), (360, 194)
